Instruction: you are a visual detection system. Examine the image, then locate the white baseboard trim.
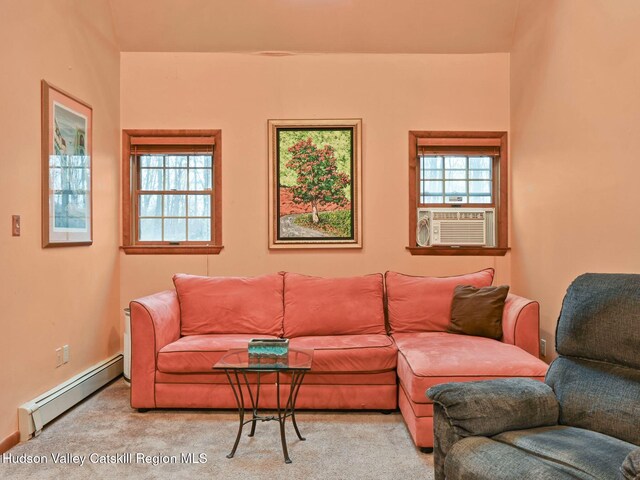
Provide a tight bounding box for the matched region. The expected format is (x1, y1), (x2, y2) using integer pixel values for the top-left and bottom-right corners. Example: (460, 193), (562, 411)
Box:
(18, 353), (123, 442)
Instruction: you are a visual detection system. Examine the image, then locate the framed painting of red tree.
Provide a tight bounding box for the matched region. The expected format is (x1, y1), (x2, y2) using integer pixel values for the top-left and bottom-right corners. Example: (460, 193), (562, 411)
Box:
(268, 119), (362, 249)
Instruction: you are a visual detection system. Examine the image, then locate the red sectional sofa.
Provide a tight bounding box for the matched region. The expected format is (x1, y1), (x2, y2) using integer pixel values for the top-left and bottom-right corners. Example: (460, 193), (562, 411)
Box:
(130, 269), (548, 449)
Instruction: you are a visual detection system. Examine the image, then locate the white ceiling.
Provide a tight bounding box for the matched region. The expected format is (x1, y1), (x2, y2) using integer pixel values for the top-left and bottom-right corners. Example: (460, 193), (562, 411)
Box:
(108, 0), (521, 54)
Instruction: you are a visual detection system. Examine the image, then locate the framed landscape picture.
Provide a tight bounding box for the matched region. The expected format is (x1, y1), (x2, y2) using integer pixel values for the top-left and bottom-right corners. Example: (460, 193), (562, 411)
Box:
(268, 119), (362, 249)
(41, 80), (93, 247)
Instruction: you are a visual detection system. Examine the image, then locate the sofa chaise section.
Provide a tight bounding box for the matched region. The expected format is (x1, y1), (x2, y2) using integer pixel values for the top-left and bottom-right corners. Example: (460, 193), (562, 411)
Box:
(385, 269), (548, 449)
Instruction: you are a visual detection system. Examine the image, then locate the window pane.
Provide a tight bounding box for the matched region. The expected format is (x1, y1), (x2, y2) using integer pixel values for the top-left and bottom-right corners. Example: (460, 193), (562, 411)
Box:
(469, 170), (491, 180)
(421, 195), (443, 203)
(445, 181), (467, 194)
(423, 170), (443, 180)
(140, 169), (164, 191)
(469, 196), (492, 204)
(469, 181), (492, 194)
(188, 218), (211, 241)
(422, 181), (443, 194)
(165, 155), (187, 168)
(445, 156), (467, 169)
(445, 170), (466, 179)
(164, 195), (186, 217)
(139, 194), (162, 217)
(164, 219), (186, 241)
(139, 218), (162, 241)
(188, 195), (211, 217)
(165, 169), (188, 190)
(189, 155), (212, 168)
(140, 155), (163, 168)
(420, 156), (443, 170)
(189, 168), (212, 190)
(469, 157), (491, 169)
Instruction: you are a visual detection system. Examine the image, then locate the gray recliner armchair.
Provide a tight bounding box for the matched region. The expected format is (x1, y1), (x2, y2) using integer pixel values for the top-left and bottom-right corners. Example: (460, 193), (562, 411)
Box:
(427, 273), (640, 480)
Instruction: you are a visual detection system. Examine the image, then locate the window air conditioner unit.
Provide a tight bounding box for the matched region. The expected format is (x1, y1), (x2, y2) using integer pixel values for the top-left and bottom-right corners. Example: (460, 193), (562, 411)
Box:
(417, 208), (495, 247)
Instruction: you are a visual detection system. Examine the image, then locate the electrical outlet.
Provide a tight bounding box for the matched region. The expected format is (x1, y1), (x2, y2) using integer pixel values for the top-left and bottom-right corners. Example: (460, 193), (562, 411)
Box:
(56, 348), (63, 367)
(540, 339), (547, 357)
(63, 345), (70, 364)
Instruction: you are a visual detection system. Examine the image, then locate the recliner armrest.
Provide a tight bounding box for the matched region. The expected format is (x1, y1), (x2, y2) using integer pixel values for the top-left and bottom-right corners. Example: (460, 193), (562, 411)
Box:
(428, 378), (559, 437)
(427, 378), (559, 480)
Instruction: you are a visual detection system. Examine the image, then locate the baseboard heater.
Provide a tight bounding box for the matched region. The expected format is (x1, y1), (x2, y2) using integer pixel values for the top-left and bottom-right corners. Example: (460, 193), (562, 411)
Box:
(18, 353), (123, 442)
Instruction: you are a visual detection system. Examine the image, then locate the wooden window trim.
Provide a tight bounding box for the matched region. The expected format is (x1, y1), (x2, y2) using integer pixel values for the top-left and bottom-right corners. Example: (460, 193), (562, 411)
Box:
(121, 129), (223, 255)
(408, 131), (509, 256)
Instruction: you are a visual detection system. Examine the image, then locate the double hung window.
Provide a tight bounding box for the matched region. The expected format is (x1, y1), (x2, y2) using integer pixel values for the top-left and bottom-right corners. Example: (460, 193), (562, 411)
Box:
(122, 130), (222, 254)
(408, 131), (508, 255)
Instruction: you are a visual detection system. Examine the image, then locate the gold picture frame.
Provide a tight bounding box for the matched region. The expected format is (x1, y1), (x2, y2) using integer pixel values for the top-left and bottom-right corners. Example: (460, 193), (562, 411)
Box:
(268, 119), (362, 249)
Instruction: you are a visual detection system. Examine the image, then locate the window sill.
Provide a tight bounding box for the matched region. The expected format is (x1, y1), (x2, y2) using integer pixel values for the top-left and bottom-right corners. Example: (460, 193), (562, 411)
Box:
(406, 246), (509, 256)
(120, 245), (224, 255)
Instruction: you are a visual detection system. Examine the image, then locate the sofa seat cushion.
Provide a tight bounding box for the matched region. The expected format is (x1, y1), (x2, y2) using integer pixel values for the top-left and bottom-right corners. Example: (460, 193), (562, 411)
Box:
(283, 273), (386, 337)
(446, 436), (601, 480)
(288, 335), (397, 373)
(492, 425), (637, 480)
(157, 334), (278, 374)
(394, 332), (548, 404)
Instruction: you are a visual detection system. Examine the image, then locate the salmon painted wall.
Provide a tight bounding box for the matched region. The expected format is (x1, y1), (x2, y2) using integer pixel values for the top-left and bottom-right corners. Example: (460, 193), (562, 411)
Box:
(0, 0), (120, 443)
(511, 0), (640, 358)
(120, 53), (511, 307)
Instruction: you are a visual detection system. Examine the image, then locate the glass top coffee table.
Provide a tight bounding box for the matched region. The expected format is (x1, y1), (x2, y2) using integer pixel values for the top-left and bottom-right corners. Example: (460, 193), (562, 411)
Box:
(213, 348), (313, 463)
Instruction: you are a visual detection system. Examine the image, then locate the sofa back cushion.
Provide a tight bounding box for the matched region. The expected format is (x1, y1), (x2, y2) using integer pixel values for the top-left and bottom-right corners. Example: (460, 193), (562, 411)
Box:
(283, 273), (386, 337)
(173, 273), (284, 336)
(385, 269), (495, 333)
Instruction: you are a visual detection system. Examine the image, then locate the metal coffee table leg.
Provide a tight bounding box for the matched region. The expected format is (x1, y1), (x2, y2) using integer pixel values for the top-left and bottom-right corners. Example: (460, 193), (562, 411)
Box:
(275, 371), (292, 463)
(225, 369), (245, 459)
(287, 370), (307, 441)
(223, 366), (308, 463)
(241, 371), (260, 438)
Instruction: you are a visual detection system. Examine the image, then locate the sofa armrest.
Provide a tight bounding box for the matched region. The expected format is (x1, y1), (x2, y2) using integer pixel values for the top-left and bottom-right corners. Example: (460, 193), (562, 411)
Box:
(130, 290), (181, 409)
(427, 378), (559, 480)
(621, 448), (640, 480)
(502, 294), (540, 357)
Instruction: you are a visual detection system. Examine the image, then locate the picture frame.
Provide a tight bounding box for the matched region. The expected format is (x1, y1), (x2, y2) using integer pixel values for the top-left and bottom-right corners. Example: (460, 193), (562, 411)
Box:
(268, 119), (362, 249)
(41, 80), (93, 247)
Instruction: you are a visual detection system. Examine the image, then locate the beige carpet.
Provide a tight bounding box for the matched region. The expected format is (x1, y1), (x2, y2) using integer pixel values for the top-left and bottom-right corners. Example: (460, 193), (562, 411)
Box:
(2, 379), (434, 479)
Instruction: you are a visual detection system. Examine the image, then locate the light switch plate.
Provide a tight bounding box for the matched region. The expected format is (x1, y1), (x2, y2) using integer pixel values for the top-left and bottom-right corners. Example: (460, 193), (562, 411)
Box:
(12, 215), (20, 236)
